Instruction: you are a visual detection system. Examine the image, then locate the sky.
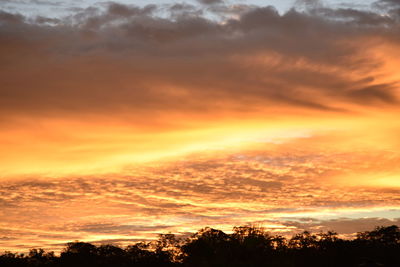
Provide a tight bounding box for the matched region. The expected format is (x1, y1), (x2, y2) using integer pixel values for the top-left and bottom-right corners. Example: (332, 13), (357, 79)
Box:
(0, 0), (400, 252)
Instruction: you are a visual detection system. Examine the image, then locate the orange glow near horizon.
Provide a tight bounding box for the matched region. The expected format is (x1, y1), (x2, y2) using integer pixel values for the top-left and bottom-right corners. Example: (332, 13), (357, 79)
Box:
(1, 108), (399, 178)
(1, 108), (400, 252)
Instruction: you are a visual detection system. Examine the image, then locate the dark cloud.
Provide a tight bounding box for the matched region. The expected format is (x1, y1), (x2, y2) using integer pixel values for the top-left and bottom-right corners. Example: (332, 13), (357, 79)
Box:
(0, 10), (24, 23)
(197, 0), (224, 5)
(283, 217), (400, 234)
(348, 83), (398, 103)
(295, 0), (322, 6)
(0, 2), (399, 122)
(34, 16), (60, 24)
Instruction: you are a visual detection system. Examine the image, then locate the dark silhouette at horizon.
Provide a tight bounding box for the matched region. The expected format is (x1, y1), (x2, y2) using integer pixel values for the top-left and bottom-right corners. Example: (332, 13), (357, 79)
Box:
(1, 225), (400, 267)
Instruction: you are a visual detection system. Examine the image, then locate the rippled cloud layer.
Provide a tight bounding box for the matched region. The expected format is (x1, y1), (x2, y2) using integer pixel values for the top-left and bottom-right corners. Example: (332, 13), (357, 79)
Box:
(1, 137), (400, 251)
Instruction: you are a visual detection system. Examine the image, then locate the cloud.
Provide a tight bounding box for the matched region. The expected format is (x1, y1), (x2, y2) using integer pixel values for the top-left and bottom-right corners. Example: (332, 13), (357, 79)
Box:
(0, 2), (399, 122)
(197, 0), (224, 5)
(282, 217), (400, 234)
(373, 0), (400, 8)
(73, 223), (172, 234)
(1, 1), (400, 252)
(0, 10), (24, 23)
(1, 140), (400, 251)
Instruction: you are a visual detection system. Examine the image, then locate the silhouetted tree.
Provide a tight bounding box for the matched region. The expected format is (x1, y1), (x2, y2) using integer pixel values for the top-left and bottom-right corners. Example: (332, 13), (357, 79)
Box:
(228, 226), (275, 266)
(357, 225), (400, 246)
(96, 245), (127, 267)
(60, 242), (97, 267)
(27, 249), (56, 267)
(181, 227), (231, 266)
(2, 224), (400, 267)
(0, 251), (27, 267)
(155, 234), (182, 263)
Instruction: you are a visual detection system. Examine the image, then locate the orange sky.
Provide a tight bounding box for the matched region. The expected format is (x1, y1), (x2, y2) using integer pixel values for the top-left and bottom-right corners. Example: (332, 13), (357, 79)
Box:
(0, 0), (400, 253)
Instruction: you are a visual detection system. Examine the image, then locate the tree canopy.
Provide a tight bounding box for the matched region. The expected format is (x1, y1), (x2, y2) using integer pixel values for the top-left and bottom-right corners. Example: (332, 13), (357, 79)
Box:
(1, 225), (400, 267)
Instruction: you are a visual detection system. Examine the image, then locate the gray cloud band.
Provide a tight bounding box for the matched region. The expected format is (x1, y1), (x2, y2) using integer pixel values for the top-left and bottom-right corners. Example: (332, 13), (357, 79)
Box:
(0, 1), (399, 120)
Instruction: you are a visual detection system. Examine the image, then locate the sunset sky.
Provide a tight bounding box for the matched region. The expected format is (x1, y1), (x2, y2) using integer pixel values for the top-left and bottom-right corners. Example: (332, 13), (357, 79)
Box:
(1, 0), (400, 252)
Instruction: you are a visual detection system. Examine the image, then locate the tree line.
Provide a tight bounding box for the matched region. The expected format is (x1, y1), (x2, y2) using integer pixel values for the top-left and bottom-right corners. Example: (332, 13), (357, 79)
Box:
(1, 225), (400, 267)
